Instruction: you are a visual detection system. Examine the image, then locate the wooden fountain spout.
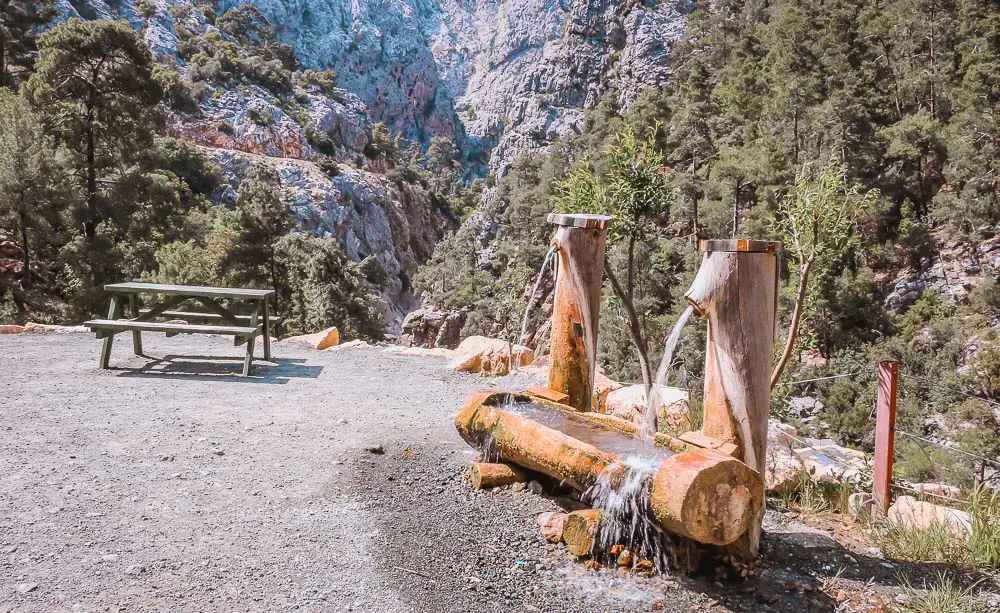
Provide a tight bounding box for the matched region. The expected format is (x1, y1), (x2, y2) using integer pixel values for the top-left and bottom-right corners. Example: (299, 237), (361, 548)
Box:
(546, 213), (614, 412)
(683, 239), (780, 558)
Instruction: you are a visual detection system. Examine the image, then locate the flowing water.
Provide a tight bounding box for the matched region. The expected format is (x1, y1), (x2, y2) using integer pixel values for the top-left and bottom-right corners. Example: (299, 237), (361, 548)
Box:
(496, 399), (677, 571)
(584, 457), (674, 573)
(638, 305), (695, 441)
(503, 401), (673, 463)
(512, 245), (557, 371)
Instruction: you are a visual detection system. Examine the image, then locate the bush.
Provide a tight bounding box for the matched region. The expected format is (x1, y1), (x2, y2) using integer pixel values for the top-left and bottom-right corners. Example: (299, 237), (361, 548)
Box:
(273, 233), (385, 340)
(247, 107), (274, 126)
(319, 157), (340, 179)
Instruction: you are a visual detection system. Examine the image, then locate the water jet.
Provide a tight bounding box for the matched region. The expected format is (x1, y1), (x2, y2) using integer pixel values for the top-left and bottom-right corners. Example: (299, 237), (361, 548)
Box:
(455, 215), (779, 569)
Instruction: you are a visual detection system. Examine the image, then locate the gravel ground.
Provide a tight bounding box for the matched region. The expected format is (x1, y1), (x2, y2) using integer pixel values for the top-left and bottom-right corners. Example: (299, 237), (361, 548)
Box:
(1, 333), (995, 612)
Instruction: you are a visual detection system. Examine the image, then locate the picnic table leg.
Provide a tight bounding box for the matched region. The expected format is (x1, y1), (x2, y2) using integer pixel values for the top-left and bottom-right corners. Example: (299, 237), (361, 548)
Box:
(243, 302), (260, 377)
(99, 296), (121, 369)
(128, 293), (143, 355)
(262, 299), (272, 361)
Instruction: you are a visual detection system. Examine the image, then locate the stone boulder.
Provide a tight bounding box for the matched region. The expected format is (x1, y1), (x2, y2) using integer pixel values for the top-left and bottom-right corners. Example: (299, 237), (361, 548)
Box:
(793, 442), (866, 485)
(284, 327), (340, 350)
(0, 322), (86, 334)
(446, 336), (533, 376)
(604, 384), (691, 436)
(911, 482), (964, 500)
(592, 372), (624, 413)
(765, 421), (806, 494)
(400, 308), (466, 349)
(326, 339), (372, 351)
(536, 511), (567, 543)
(887, 495), (972, 539)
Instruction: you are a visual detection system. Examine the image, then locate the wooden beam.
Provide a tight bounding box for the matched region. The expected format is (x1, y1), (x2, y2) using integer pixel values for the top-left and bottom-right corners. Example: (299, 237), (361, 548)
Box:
(873, 361), (899, 516)
(99, 296), (121, 369)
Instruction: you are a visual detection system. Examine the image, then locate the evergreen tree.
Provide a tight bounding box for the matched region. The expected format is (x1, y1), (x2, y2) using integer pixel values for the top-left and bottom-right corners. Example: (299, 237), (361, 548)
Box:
(228, 164), (294, 301)
(0, 0), (56, 88)
(0, 90), (65, 285)
(24, 18), (163, 244)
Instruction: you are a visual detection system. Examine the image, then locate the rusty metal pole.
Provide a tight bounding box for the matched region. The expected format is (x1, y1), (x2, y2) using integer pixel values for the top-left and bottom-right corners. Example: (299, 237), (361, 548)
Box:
(546, 213), (613, 411)
(873, 360), (899, 516)
(683, 239), (780, 559)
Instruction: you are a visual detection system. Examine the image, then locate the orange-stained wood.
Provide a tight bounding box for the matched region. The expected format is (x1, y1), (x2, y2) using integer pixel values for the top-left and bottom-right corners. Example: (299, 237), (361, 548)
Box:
(455, 391), (762, 546)
(547, 216), (610, 411)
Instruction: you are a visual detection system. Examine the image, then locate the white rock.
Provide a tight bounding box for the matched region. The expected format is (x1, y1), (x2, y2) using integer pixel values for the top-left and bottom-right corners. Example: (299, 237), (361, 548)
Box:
(604, 384), (691, 436)
(887, 495), (972, 539)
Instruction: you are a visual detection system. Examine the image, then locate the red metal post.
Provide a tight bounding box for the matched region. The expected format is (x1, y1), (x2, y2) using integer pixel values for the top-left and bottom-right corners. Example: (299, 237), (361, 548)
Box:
(873, 361), (899, 515)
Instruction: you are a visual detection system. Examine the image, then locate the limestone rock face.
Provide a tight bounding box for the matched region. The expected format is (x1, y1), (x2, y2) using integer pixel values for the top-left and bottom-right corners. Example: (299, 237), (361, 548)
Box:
(400, 308), (467, 349)
(54, 0), (688, 326)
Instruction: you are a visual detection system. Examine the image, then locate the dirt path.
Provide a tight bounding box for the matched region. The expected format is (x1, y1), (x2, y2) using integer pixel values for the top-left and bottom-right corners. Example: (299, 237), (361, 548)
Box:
(1, 333), (993, 612)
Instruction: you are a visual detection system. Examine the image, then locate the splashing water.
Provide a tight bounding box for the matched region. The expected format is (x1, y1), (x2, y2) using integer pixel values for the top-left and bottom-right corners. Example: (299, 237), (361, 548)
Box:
(585, 456), (674, 573)
(638, 305), (695, 441)
(512, 245), (557, 371)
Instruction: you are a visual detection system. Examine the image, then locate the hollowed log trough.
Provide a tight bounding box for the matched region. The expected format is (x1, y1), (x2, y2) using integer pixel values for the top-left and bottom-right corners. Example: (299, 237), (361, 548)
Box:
(456, 390), (763, 547)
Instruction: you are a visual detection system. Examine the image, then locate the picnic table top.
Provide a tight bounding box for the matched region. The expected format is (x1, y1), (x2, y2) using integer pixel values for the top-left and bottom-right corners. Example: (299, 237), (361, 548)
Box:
(104, 282), (274, 300)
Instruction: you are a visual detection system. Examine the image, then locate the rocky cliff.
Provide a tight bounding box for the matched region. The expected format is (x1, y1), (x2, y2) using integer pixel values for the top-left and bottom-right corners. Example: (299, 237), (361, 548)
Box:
(52, 0), (685, 329)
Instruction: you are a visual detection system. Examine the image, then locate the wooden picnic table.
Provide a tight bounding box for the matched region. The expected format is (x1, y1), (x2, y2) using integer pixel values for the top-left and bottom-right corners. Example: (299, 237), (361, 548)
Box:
(84, 283), (280, 376)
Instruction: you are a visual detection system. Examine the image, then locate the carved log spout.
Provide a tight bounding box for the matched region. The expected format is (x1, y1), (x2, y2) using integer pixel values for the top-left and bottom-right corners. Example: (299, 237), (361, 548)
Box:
(683, 239), (780, 558)
(547, 213), (613, 411)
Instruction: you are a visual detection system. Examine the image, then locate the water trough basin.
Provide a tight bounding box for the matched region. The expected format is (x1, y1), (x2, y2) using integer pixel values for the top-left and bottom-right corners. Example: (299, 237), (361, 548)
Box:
(455, 390), (763, 546)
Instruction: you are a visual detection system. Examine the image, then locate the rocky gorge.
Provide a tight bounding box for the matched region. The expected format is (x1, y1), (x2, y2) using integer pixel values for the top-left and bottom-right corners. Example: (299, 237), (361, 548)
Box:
(49, 0), (688, 330)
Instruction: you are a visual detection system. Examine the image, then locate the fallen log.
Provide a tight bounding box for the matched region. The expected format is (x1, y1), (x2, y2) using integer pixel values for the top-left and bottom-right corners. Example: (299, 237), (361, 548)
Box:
(563, 509), (603, 556)
(469, 462), (526, 490)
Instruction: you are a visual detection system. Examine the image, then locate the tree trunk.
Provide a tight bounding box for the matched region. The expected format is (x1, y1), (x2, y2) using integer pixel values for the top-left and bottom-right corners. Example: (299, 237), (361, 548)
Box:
(563, 509), (603, 556)
(468, 462), (526, 490)
(684, 243), (778, 558)
(84, 98), (97, 240)
(0, 27), (7, 89)
(771, 256), (813, 388)
(604, 261), (652, 394)
(18, 205), (30, 286)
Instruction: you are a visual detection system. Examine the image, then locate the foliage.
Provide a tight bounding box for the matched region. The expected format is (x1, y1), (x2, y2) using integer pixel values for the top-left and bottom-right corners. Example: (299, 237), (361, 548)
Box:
(0, 90), (66, 285)
(770, 155), (878, 385)
(902, 572), (988, 613)
(0, 0), (57, 88)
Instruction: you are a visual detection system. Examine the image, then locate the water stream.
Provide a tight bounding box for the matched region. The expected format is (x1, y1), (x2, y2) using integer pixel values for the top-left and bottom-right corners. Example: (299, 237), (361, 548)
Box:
(584, 457), (674, 573)
(497, 399), (677, 571)
(512, 245), (557, 371)
(637, 305), (695, 441)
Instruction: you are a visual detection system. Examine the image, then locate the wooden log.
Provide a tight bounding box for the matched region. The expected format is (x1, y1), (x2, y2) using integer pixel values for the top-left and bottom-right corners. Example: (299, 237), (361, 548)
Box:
(455, 391), (762, 546)
(683, 240), (778, 557)
(650, 449), (761, 546)
(455, 391), (619, 491)
(547, 214), (612, 411)
(563, 509), (603, 556)
(469, 462), (526, 490)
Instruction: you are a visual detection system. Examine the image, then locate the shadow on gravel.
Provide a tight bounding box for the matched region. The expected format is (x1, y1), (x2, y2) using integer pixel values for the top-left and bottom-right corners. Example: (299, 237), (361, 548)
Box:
(115, 354), (322, 383)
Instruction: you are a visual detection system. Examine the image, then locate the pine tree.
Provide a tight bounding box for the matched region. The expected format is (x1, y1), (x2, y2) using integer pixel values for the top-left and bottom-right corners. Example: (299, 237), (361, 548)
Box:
(0, 90), (65, 285)
(24, 19), (163, 244)
(0, 0), (56, 89)
(228, 164), (294, 302)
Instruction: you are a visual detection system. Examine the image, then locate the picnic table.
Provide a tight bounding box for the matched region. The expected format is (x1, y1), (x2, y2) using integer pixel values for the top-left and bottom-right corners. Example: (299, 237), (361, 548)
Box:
(84, 283), (281, 376)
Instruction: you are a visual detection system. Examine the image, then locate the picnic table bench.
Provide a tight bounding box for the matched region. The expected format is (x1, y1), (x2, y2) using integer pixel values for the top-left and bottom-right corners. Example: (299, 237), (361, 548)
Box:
(84, 283), (281, 376)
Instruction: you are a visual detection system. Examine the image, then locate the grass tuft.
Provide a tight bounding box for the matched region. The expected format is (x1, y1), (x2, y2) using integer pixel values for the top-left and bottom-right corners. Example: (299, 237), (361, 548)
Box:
(901, 571), (986, 613)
